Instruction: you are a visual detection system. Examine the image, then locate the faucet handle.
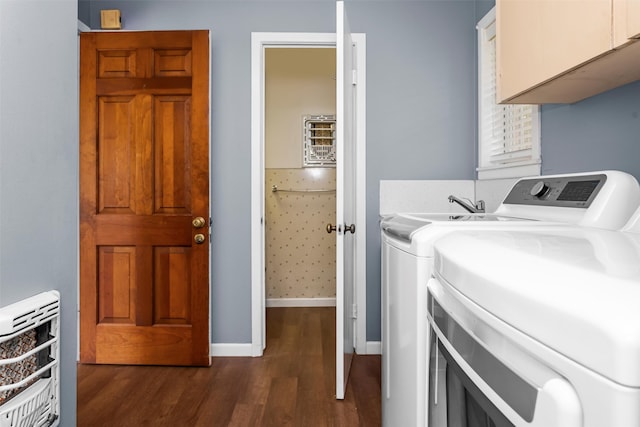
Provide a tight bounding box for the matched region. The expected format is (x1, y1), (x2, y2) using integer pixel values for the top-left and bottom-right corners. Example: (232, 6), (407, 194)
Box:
(475, 200), (486, 213)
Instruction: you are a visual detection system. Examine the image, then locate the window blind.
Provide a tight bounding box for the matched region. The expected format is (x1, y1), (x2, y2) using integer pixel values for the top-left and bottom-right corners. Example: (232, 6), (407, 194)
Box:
(480, 20), (535, 166)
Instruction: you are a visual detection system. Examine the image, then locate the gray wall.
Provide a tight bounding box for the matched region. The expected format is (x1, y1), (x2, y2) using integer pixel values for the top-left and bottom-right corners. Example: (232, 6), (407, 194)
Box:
(0, 1), (78, 425)
(346, 1), (478, 339)
(541, 81), (640, 179)
(82, 0), (479, 344)
(78, 0), (90, 25)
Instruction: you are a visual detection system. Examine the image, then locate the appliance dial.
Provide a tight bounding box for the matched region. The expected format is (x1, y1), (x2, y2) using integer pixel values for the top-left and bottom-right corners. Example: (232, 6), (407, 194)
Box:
(530, 181), (549, 198)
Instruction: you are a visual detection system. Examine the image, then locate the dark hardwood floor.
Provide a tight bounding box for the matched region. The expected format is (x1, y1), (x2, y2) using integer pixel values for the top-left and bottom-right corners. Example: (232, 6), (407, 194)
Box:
(77, 307), (381, 426)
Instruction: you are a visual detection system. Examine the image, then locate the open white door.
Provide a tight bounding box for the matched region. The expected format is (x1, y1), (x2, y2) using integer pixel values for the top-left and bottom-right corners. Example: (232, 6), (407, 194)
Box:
(335, 0), (356, 400)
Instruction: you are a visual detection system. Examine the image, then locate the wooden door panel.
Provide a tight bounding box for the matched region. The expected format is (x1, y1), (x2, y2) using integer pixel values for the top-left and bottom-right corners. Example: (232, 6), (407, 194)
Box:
(155, 96), (191, 213)
(94, 31), (194, 51)
(154, 247), (192, 325)
(96, 78), (193, 96)
(98, 50), (138, 78)
(95, 325), (194, 365)
(81, 30), (210, 366)
(94, 215), (191, 245)
(98, 96), (136, 213)
(154, 50), (193, 76)
(98, 246), (136, 324)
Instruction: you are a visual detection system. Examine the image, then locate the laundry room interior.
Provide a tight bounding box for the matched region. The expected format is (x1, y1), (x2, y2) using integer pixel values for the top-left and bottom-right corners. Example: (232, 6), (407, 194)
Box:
(5, 0), (640, 425)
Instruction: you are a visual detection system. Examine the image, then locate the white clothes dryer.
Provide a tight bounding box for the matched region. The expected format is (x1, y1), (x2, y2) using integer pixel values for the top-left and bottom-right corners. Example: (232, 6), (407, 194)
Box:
(427, 214), (640, 427)
(380, 171), (640, 427)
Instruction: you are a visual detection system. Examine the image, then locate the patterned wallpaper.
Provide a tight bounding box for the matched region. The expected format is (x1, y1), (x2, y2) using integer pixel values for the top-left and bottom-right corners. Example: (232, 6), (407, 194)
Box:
(266, 168), (336, 300)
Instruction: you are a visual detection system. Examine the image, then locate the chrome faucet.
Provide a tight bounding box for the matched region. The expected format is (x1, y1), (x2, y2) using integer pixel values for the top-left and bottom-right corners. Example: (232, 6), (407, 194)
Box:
(447, 195), (486, 214)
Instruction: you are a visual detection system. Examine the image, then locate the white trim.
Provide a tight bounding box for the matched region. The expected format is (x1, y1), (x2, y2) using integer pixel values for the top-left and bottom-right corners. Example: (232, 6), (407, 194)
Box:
(210, 343), (255, 357)
(251, 32), (367, 358)
(212, 339), (376, 357)
(266, 298), (337, 308)
(352, 33), (367, 356)
(250, 32), (269, 357)
(206, 31), (214, 364)
(252, 32), (337, 47)
(365, 341), (381, 355)
(476, 6), (495, 30)
(477, 161), (541, 180)
(77, 20), (91, 33)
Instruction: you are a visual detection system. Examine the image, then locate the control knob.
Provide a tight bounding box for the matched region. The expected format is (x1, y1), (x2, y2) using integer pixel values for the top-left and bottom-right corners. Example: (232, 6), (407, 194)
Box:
(530, 181), (549, 198)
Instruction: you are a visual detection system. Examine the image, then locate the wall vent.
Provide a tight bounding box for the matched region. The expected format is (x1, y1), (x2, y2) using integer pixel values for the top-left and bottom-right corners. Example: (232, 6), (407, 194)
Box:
(303, 114), (336, 167)
(0, 291), (60, 427)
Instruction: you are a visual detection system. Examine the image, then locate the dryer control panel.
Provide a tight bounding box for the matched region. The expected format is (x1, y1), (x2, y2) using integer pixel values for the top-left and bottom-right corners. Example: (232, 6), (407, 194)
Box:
(503, 174), (606, 208)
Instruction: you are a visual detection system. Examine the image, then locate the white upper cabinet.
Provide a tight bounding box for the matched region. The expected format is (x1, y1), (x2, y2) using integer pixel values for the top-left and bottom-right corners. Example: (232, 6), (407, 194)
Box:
(497, 0), (640, 104)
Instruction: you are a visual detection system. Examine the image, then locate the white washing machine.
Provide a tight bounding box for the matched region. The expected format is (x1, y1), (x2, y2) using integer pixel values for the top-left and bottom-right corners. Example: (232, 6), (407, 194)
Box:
(427, 208), (640, 427)
(380, 171), (640, 427)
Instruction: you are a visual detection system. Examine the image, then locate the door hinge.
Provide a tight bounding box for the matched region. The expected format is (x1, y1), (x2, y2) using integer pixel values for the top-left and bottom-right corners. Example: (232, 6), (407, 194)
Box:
(351, 303), (357, 319)
(351, 70), (357, 86)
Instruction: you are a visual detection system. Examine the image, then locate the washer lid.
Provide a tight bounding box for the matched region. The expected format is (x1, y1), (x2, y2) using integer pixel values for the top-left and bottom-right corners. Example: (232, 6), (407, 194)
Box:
(434, 228), (640, 387)
(380, 213), (531, 243)
(380, 215), (432, 243)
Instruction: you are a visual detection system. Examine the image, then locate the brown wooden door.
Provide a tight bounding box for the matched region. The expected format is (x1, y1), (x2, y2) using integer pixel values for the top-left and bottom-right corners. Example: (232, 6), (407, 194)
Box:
(79, 31), (210, 366)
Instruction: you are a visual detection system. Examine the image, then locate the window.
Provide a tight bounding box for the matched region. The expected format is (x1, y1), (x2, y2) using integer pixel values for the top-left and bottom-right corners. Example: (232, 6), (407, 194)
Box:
(477, 7), (540, 180)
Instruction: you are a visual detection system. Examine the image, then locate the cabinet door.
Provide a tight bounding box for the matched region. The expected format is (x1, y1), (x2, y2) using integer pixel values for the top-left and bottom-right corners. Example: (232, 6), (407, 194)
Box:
(614, 0), (640, 46)
(497, 0), (612, 102)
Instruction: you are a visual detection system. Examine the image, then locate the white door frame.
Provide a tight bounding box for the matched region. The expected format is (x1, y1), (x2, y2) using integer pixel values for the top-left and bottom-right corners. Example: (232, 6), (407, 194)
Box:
(250, 32), (367, 356)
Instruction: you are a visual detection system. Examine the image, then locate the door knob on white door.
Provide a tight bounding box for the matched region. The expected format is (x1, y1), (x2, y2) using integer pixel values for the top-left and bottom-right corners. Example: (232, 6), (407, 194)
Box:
(344, 224), (355, 234)
(326, 223), (341, 234)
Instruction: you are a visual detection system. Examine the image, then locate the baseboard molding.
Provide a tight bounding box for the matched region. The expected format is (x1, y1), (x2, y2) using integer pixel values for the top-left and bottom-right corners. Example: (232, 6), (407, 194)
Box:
(210, 343), (254, 357)
(210, 340), (381, 357)
(365, 341), (381, 355)
(266, 297), (336, 307)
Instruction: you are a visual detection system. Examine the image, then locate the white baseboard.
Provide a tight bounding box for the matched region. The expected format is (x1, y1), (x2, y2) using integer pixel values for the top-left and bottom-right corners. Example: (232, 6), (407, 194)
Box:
(210, 343), (254, 357)
(266, 297), (336, 307)
(210, 340), (381, 357)
(365, 341), (381, 355)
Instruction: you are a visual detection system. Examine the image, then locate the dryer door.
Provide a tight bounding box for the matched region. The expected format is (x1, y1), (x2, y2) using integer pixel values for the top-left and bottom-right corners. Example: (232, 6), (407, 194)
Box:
(427, 278), (583, 427)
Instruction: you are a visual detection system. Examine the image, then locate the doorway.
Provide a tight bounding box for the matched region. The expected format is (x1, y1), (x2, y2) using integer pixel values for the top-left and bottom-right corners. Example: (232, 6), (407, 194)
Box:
(250, 31), (367, 361)
(264, 47), (337, 308)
